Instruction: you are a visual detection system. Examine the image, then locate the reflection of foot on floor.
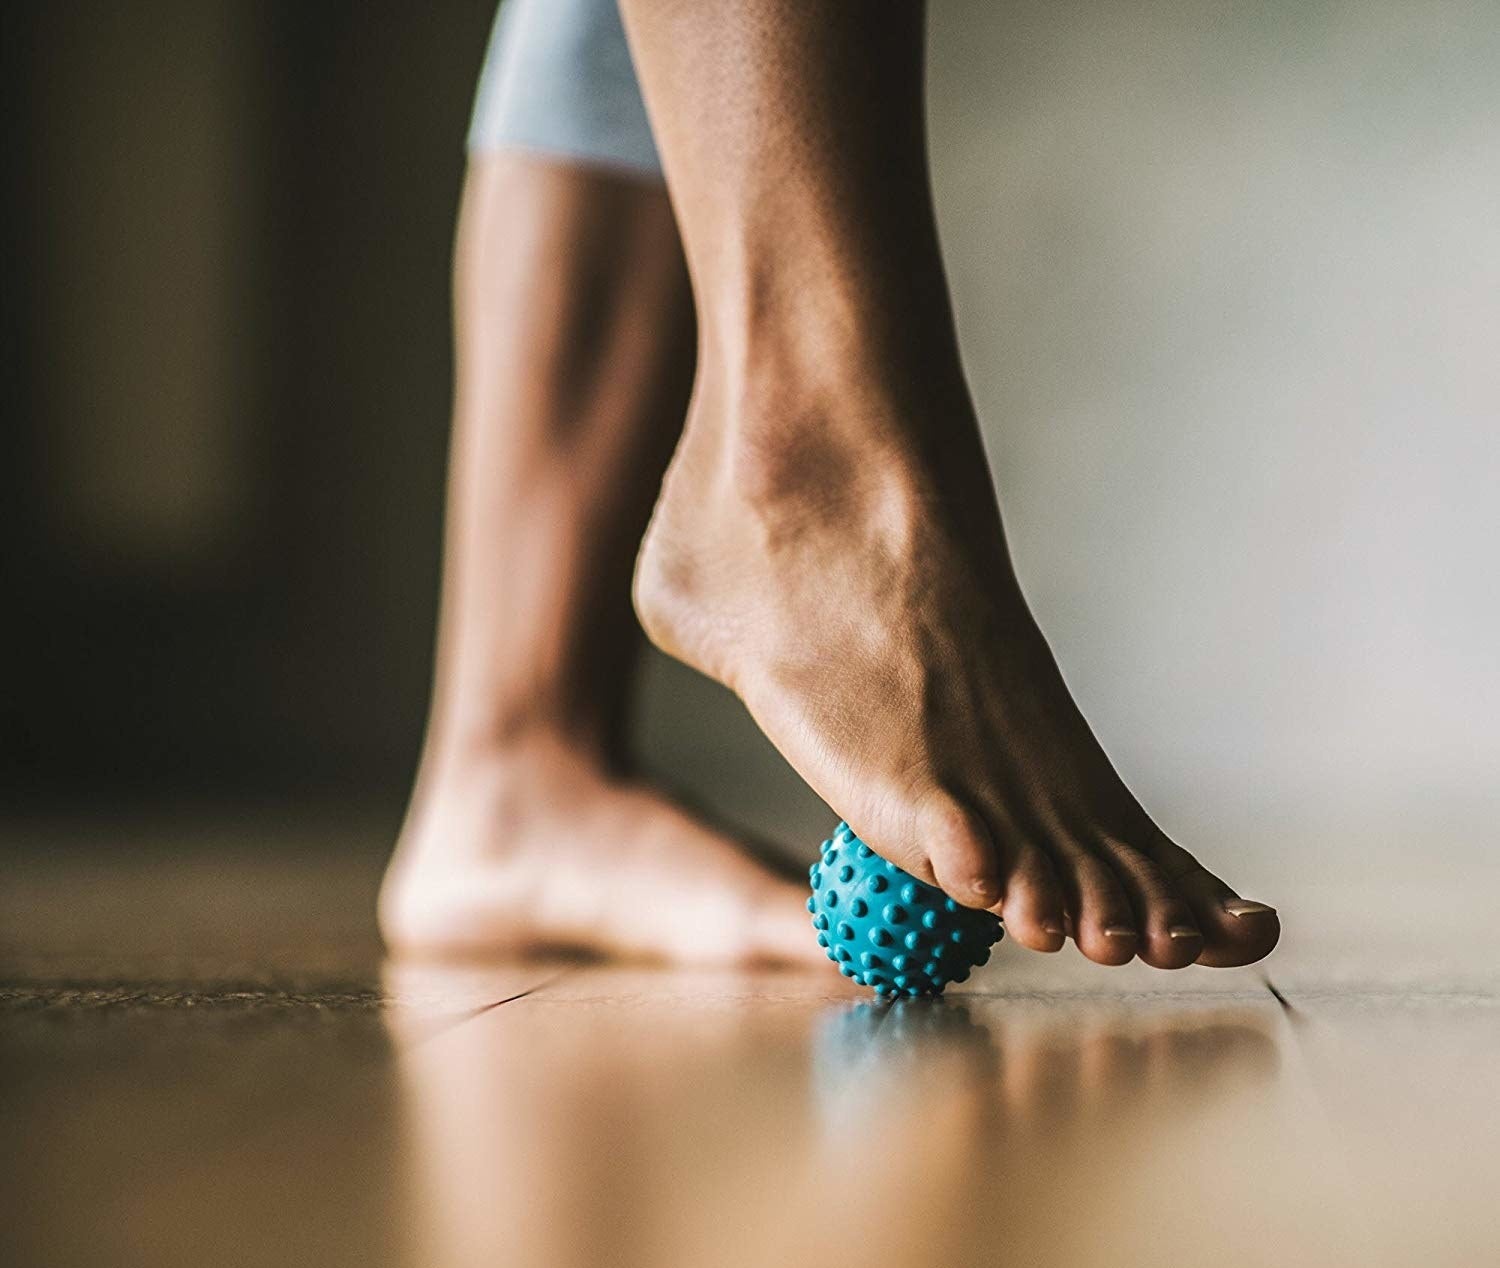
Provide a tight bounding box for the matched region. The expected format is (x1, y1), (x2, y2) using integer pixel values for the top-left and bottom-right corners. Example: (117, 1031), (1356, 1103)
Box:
(379, 737), (822, 966)
(812, 999), (1279, 1137)
(635, 363), (1281, 969)
(990, 1009), (1282, 1132)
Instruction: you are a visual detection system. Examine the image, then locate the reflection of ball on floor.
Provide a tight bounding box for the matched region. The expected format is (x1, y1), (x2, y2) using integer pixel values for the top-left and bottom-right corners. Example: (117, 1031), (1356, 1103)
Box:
(811, 998), (1000, 1123)
(807, 821), (1003, 996)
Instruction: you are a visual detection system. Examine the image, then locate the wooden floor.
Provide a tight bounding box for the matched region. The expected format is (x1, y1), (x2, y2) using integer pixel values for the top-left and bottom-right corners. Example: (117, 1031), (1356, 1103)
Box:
(3, 810), (1498, 1268)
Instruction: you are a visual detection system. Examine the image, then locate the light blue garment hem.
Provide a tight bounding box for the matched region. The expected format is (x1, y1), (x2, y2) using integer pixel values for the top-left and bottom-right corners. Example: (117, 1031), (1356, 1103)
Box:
(466, 0), (663, 178)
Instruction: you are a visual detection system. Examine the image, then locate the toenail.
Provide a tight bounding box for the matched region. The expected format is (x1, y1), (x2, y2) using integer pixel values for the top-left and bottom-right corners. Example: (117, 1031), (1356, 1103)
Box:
(1168, 925), (1201, 940)
(1042, 923), (1065, 937)
(1223, 900), (1276, 918)
(971, 876), (1000, 901)
(1103, 925), (1137, 939)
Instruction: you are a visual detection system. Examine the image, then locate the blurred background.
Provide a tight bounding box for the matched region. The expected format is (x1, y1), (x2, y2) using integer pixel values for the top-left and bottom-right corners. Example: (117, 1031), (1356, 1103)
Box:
(3, 1), (1496, 931)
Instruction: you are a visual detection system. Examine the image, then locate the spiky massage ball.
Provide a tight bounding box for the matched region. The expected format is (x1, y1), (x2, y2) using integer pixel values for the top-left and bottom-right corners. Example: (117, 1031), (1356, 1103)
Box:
(807, 821), (1003, 997)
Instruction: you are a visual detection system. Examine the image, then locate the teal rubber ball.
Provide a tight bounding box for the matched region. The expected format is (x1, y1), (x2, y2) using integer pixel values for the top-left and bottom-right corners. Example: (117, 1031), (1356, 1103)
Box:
(807, 821), (1003, 997)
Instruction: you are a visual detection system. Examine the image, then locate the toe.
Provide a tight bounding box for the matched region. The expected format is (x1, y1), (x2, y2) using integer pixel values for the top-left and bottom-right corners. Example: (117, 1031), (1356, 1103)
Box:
(1146, 836), (1280, 967)
(1094, 835), (1203, 969)
(990, 845), (1067, 952)
(1055, 846), (1139, 966)
(919, 795), (1005, 909)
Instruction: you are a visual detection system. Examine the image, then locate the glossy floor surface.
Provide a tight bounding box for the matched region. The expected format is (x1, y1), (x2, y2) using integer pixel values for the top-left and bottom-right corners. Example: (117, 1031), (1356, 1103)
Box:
(4, 811), (1498, 1268)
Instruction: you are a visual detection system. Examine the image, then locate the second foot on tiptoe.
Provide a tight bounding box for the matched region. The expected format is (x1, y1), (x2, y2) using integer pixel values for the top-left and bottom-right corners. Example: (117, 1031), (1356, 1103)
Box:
(633, 362), (1280, 970)
(380, 735), (823, 967)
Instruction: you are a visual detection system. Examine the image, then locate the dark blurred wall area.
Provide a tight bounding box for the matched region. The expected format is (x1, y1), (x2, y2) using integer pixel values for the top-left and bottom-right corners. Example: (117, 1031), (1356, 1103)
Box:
(3, 2), (497, 798)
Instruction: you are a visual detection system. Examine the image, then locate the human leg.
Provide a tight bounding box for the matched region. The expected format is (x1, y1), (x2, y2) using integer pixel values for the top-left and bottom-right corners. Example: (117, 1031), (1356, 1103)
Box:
(620, 0), (1279, 967)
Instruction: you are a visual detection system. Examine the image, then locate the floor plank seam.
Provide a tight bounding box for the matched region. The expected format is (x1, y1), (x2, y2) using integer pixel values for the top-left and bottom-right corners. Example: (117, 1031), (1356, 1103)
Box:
(393, 967), (576, 1051)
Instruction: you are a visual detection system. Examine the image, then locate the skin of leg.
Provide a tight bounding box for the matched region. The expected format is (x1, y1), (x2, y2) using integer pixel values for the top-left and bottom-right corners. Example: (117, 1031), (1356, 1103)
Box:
(619, 0), (1279, 967)
(380, 154), (819, 966)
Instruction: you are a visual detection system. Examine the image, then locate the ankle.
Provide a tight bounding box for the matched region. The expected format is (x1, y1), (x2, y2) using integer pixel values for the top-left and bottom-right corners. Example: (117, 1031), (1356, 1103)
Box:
(695, 221), (964, 394)
(419, 713), (619, 786)
(686, 341), (978, 523)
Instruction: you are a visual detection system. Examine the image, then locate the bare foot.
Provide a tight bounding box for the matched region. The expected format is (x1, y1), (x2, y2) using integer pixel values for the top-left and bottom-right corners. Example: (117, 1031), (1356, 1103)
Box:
(634, 367), (1280, 970)
(380, 737), (821, 966)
